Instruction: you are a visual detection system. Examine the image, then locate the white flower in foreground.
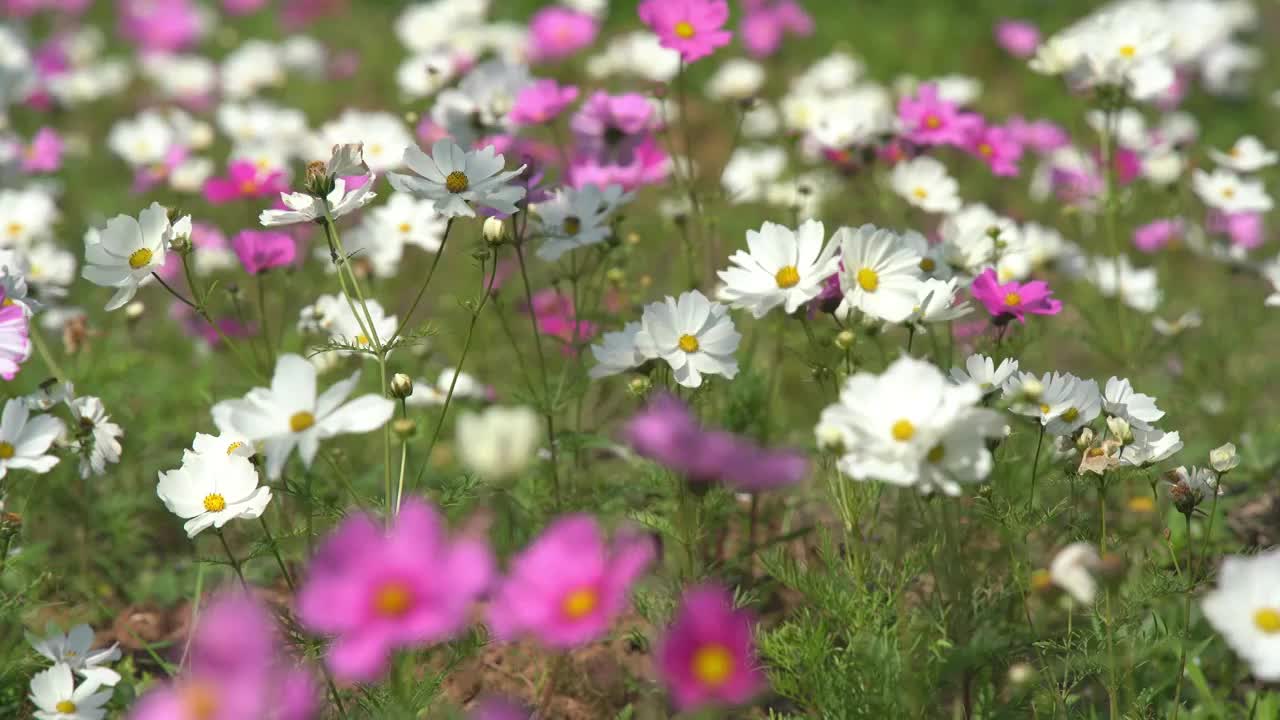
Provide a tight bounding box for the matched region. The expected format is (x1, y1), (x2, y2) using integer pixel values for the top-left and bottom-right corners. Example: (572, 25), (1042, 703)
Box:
(0, 398), (62, 478)
(389, 139), (527, 218)
(260, 176), (377, 227)
(891, 156), (962, 214)
(534, 184), (632, 262)
(1102, 377), (1163, 430)
(30, 663), (110, 720)
(589, 321), (650, 379)
(1050, 542), (1100, 605)
(1209, 136), (1277, 173)
(835, 224), (924, 323)
(157, 444), (272, 538)
(911, 278), (970, 324)
(456, 405), (541, 480)
(1120, 426), (1182, 467)
(211, 354), (395, 478)
(950, 354), (1018, 396)
(634, 290), (741, 389)
(81, 203), (183, 311)
(27, 624), (121, 687)
(1192, 168), (1273, 214)
(1202, 548), (1280, 680)
(717, 220), (841, 318)
(68, 397), (123, 479)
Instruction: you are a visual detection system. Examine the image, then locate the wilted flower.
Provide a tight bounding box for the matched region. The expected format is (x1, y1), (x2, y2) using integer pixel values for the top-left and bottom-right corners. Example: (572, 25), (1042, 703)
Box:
(1166, 465), (1220, 515)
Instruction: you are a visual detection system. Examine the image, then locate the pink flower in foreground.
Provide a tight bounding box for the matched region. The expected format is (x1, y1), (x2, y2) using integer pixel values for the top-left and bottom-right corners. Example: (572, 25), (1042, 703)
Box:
(487, 514), (655, 648)
(657, 584), (765, 711)
(20, 127), (63, 173)
(898, 84), (981, 147)
(994, 19), (1040, 58)
(970, 268), (1062, 323)
(0, 287), (30, 380)
(203, 161), (288, 205)
(296, 499), (494, 682)
(967, 123), (1023, 177)
(740, 0), (813, 58)
(638, 0), (732, 63)
(232, 231), (296, 274)
(510, 80), (580, 126)
(528, 6), (599, 62)
(1133, 219), (1183, 253)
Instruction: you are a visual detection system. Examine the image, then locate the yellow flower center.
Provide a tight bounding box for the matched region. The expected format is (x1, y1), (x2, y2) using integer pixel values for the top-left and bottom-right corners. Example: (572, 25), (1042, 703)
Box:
(239, 179), (258, 194)
(912, 187), (928, 200)
(0, 442), (13, 460)
(561, 587), (599, 619)
(691, 643), (734, 687)
(356, 334), (370, 346)
(182, 683), (219, 720)
(1255, 608), (1280, 634)
(56, 701), (77, 714)
(856, 267), (879, 292)
(927, 444), (945, 463)
(1222, 187), (1236, 199)
(445, 170), (470, 194)
(226, 441), (244, 455)
(1004, 292), (1022, 307)
(1062, 407), (1079, 422)
(398, 222), (412, 234)
(674, 21), (696, 38)
(1030, 568), (1053, 592)
(128, 248), (154, 269)
(563, 215), (582, 235)
(374, 582), (413, 617)
(919, 258), (936, 272)
(203, 493), (226, 512)
(774, 265), (800, 288)
(924, 115), (941, 130)
(5, 221), (22, 237)
(289, 411), (316, 433)
(1039, 404), (1051, 415)
(369, 143), (383, 157)
(978, 143), (994, 157)
(1118, 44), (1136, 58)
(678, 334), (700, 353)
(891, 419), (915, 442)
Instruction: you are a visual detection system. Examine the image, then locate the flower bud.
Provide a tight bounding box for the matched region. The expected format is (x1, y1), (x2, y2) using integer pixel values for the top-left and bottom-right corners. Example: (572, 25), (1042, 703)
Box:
(392, 417), (417, 439)
(483, 216), (509, 246)
(1075, 427), (1094, 451)
(627, 376), (652, 398)
(1007, 662), (1035, 686)
(390, 373), (414, 399)
(835, 329), (856, 350)
(1209, 442), (1238, 473)
(304, 160), (333, 197)
(1106, 416), (1132, 444)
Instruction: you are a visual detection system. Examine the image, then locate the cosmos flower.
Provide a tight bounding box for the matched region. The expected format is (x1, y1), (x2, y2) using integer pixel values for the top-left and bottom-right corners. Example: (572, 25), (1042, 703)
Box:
(656, 584), (765, 711)
(969, 268), (1062, 323)
(455, 406), (542, 481)
(890, 156), (962, 214)
(834, 224), (924, 324)
(528, 6), (599, 62)
(1201, 548), (1280, 680)
(509, 79), (580, 126)
(29, 663), (111, 720)
(156, 439), (272, 538)
(202, 160), (288, 204)
(388, 140), (527, 218)
(949, 353), (1019, 396)
(82, 203), (190, 311)
(0, 397), (62, 478)
(995, 19), (1040, 58)
(634, 290), (740, 388)
(897, 83), (980, 147)
(231, 231), (296, 275)
(716, 220), (841, 318)
(638, 0), (733, 63)
(27, 623), (121, 687)
(0, 286), (29, 380)
(1209, 136), (1277, 173)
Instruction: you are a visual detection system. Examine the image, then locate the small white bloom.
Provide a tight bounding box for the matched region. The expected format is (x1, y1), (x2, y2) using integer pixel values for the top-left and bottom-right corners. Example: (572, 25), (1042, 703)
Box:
(1210, 442), (1239, 473)
(534, 184), (632, 262)
(260, 176), (377, 227)
(407, 368), (490, 407)
(1209, 136), (1277, 173)
(311, 110), (414, 175)
(0, 398), (62, 478)
(29, 663), (111, 720)
(68, 397), (123, 479)
(1152, 310), (1202, 336)
(634, 290), (741, 389)
(1120, 427), (1183, 467)
(835, 224), (924, 324)
(389, 139), (527, 218)
(911, 278), (971, 324)
(157, 442), (270, 539)
(1089, 255), (1161, 313)
(949, 354), (1018, 396)
(721, 146), (787, 204)
(705, 59), (765, 101)
(891, 156), (962, 214)
(81, 203), (184, 311)
(1202, 548), (1280, 680)
(1102, 377), (1163, 430)
(1050, 542), (1100, 605)
(455, 405), (541, 480)
(1008, 371), (1101, 436)
(588, 322), (650, 379)
(1192, 168), (1273, 213)
(716, 220), (841, 318)
(298, 293), (398, 356)
(27, 624), (121, 687)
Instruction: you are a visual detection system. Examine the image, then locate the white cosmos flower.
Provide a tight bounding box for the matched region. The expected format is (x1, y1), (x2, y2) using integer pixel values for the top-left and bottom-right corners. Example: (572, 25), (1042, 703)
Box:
(1088, 255), (1161, 313)
(534, 184), (633, 262)
(157, 444), (270, 538)
(950, 354), (1018, 396)
(0, 187), (59, 249)
(29, 663), (111, 720)
(716, 220), (841, 319)
(347, 193), (447, 276)
(1120, 426), (1182, 467)
(1202, 547), (1280, 680)
(899, 229), (953, 280)
(211, 354), (396, 479)
(705, 58), (765, 100)
(1153, 310), (1202, 336)
(1102, 376), (1163, 430)
(911, 277), (971, 324)
(891, 156), (962, 214)
(1209, 136), (1277, 173)
(0, 398), (62, 478)
(407, 368), (490, 407)
(81, 203), (184, 312)
(299, 293), (398, 356)
(1192, 168), (1273, 213)
(589, 321), (650, 379)
(1050, 542), (1100, 605)
(835, 224), (924, 323)
(455, 405), (541, 480)
(634, 290), (741, 389)
(310, 110), (413, 174)
(27, 624), (121, 687)
(721, 146), (787, 204)
(388, 139), (527, 218)
(259, 175), (377, 227)
(191, 430), (256, 460)
(68, 396), (123, 479)
(1008, 371), (1101, 436)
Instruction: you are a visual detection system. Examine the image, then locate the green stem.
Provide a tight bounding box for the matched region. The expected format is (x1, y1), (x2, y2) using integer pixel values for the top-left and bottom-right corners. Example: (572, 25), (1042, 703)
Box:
(258, 515), (295, 592)
(255, 273), (275, 367)
(389, 217), (454, 346)
(29, 326), (67, 381)
(215, 529), (249, 591)
(514, 240), (563, 510)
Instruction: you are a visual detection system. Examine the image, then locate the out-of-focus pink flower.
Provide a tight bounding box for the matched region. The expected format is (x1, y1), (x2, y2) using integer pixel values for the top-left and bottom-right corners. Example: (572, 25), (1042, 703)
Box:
(280, 0), (346, 29)
(571, 91), (660, 166)
(528, 288), (597, 353)
(740, 0), (813, 58)
(511, 80), (580, 126)
(118, 0), (203, 53)
(1207, 211), (1265, 250)
(994, 19), (1039, 58)
(469, 697), (533, 720)
(1114, 147), (1142, 185)
(528, 6), (599, 62)
(328, 50), (360, 80)
(171, 302), (255, 347)
(1005, 116), (1070, 154)
(296, 498), (494, 683)
(487, 514), (655, 648)
(898, 84), (981, 147)
(966, 122), (1023, 176)
(1155, 68), (1191, 111)
(1133, 219), (1183, 253)
(623, 393), (808, 492)
(0, 287), (30, 380)
(638, 0), (732, 63)
(570, 136), (670, 191)
(222, 0), (268, 15)
(3, 0), (89, 16)
(203, 161), (288, 205)
(157, 223), (228, 282)
(233, 231), (297, 274)
(20, 127), (63, 173)
(132, 145), (190, 194)
(969, 268), (1062, 323)
(656, 584), (765, 711)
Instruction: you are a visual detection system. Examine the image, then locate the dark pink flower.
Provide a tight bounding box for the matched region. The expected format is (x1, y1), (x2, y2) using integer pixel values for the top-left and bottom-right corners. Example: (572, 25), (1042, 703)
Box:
(118, 0), (203, 53)
(638, 0), (732, 63)
(1005, 116), (1070, 154)
(1207, 211), (1265, 250)
(571, 91), (660, 165)
(1133, 219), (1183, 253)
(994, 19), (1040, 58)
(20, 127), (62, 173)
(510, 80), (580, 126)
(570, 136), (670, 191)
(966, 122), (1023, 176)
(528, 6), (599, 62)
(233, 231), (296, 274)
(0, 287), (29, 380)
(897, 84), (981, 147)
(296, 499), (494, 682)
(656, 584), (765, 711)
(528, 288), (596, 353)
(203, 161), (288, 205)
(969, 268), (1062, 323)
(487, 514), (655, 648)
(740, 0), (813, 58)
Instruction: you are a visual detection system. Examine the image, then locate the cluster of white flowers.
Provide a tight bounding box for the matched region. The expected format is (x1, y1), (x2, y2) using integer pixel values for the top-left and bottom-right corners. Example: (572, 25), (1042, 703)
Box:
(26, 623), (119, 720)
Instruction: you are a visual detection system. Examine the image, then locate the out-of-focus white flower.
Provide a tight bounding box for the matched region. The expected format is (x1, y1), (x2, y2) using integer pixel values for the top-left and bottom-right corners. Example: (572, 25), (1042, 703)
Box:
(455, 405), (542, 480)
(1050, 543), (1100, 604)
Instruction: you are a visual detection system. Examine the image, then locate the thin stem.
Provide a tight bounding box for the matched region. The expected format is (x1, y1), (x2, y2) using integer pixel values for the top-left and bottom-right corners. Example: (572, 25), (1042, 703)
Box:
(1098, 480), (1119, 718)
(390, 217), (455, 345)
(1028, 424), (1045, 509)
(255, 274), (275, 367)
(215, 529), (249, 591)
(258, 515), (295, 592)
(1171, 512), (1193, 720)
(514, 240), (563, 510)
(29, 326), (67, 381)
(151, 271), (198, 309)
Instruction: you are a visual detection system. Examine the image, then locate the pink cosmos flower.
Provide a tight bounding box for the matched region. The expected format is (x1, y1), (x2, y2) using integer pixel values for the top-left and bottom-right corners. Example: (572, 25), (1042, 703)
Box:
(487, 514), (656, 648)
(528, 6), (599, 62)
(203, 161), (288, 205)
(171, 303), (255, 348)
(966, 123), (1023, 176)
(622, 393), (808, 492)
(232, 231), (296, 274)
(656, 584), (765, 711)
(1207, 211), (1265, 250)
(994, 19), (1040, 58)
(1005, 116), (1070, 154)
(133, 145), (190, 194)
(280, 0), (346, 29)
(638, 0), (732, 63)
(20, 127), (63, 173)
(118, 0), (203, 53)
(1133, 219), (1183, 253)
(897, 84), (981, 147)
(571, 92), (660, 166)
(570, 136), (671, 191)
(0, 288), (30, 380)
(222, 0), (268, 15)
(969, 268), (1062, 323)
(296, 498), (494, 683)
(510, 80), (580, 127)
(740, 0), (813, 58)
(528, 288), (597, 353)
(3, 0), (88, 16)
(469, 697), (532, 720)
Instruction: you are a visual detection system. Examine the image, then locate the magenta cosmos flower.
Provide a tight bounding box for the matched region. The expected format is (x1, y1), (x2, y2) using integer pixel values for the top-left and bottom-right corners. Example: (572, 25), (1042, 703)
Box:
(232, 231), (296, 274)
(1133, 219), (1184, 253)
(740, 0), (812, 58)
(994, 19), (1040, 58)
(638, 0), (732, 63)
(203, 160), (288, 205)
(118, 0), (203, 53)
(571, 91), (660, 166)
(20, 127), (62, 173)
(570, 137), (670, 191)
(897, 84), (980, 148)
(528, 6), (599, 62)
(510, 80), (580, 126)
(657, 584), (765, 711)
(487, 514), (655, 648)
(970, 268), (1062, 323)
(0, 288), (30, 380)
(1207, 211), (1264, 250)
(296, 498), (494, 682)
(623, 393), (807, 492)
(966, 122), (1023, 177)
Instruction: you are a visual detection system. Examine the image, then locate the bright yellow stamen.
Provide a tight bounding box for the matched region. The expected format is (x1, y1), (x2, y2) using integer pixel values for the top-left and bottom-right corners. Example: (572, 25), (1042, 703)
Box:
(1222, 187), (1236, 199)
(1256, 608), (1280, 634)
(562, 588), (599, 619)
(924, 115), (941, 130)
(398, 222), (412, 233)
(1062, 407), (1079, 422)
(674, 21), (696, 39)
(445, 170), (469, 194)
(1004, 292), (1022, 307)
(226, 442), (244, 455)
(289, 411), (315, 433)
(1118, 44), (1136, 58)
(774, 265), (800, 288)
(203, 494), (226, 512)
(374, 582), (413, 617)
(56, 701), (77, 713)
(912, 187), (928, 200)
(5, 221), (21, 237)
(891, 419), (915, 442)
(128, 248), (154, 269)
(856, 267), (879, 292)
(1039, 403), (1051, 415)
(0, 442), (13, 460)
(356, 334), (370, 346)
(239, 179), (257, 194)
(691, 644), (734, 687)
(678, 334), (700, 353)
